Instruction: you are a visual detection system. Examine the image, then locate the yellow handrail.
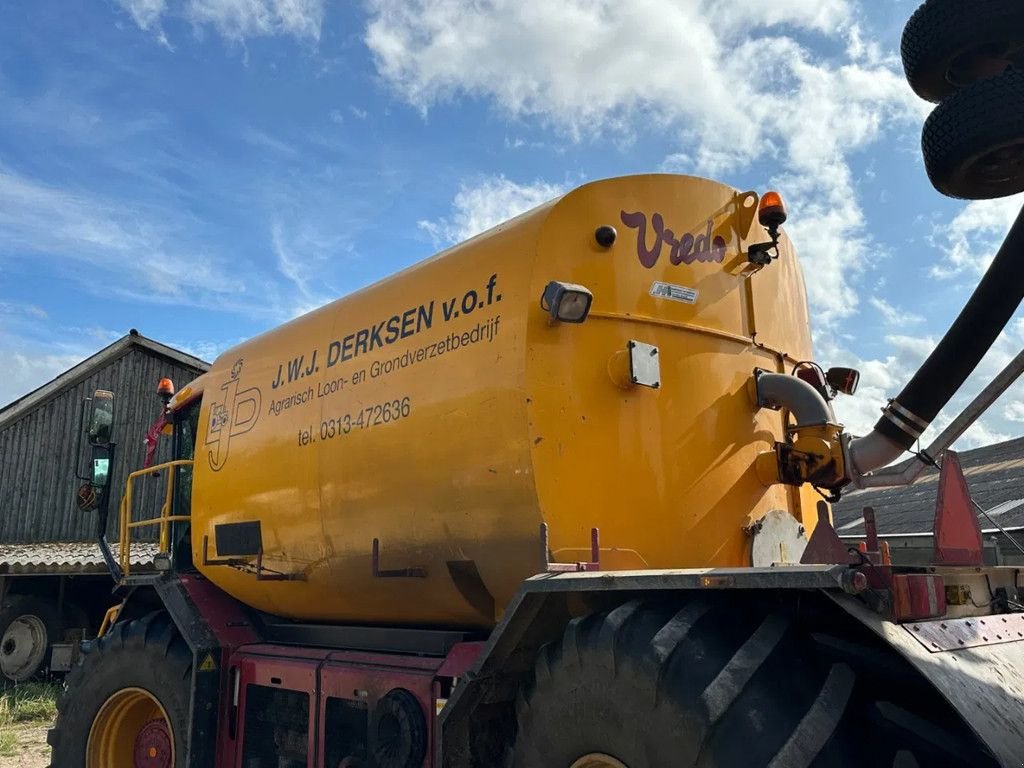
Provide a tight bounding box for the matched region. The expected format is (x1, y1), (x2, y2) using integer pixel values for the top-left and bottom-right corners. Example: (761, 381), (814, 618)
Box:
(98, 601), (124, 638)
(118, 459), (194, 578)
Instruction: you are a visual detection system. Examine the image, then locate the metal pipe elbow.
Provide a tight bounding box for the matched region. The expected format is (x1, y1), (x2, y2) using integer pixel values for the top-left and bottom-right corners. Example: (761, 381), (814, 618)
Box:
(755, 372), (834, 425)
(846, 430), (910, 481)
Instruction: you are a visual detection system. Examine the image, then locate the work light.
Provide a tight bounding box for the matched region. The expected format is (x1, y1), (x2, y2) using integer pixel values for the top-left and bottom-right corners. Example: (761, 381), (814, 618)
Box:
(540, 281), (593, 323)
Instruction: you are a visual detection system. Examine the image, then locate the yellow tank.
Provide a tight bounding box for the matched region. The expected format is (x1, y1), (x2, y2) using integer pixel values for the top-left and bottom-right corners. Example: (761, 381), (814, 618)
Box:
(185, 174), (820, 628)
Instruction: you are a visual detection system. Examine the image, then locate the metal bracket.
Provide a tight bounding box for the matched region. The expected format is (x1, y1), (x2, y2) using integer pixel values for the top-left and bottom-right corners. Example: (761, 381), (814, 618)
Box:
(906, 613), (1024, 652)
(801, 502), (858, 566)
(200, 536), (306, 581)
(933, 451), (984, 567)
(540, 523), (601, 572)
(372, 538), (427, 578)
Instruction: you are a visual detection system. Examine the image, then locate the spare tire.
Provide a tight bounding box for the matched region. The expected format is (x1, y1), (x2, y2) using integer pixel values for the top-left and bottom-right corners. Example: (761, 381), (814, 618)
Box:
(0, 596), (60, 684)
(922, 68), (1024, 199)
(902, 0), (1024, 103)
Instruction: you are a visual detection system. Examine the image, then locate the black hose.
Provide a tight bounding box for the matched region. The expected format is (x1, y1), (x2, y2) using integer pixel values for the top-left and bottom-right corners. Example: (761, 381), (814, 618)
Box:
(875, 204), (1024, 448)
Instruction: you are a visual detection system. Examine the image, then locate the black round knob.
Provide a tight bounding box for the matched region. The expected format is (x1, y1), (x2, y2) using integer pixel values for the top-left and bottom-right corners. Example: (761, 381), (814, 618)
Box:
(594, 225), (617, 248)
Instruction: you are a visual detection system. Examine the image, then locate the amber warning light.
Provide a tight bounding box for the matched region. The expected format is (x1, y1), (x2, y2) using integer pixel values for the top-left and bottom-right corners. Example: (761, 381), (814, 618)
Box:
(157, 378), (175, 403)
(758, 191), (788, 231)
(747, 191), (789, 267)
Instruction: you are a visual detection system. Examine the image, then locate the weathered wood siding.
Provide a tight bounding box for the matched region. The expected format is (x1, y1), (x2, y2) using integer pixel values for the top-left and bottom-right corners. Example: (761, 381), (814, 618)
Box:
(0, 349), (205, 543)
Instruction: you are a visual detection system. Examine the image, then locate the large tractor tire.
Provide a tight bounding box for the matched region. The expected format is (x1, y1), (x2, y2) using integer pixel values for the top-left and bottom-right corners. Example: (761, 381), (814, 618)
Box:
(507, 598), (995, 768)
(48, 612), (191, 768)
(922, 68), (1024, 199)
(902, 0), (1024, 103)
(0, 595), (60, 684)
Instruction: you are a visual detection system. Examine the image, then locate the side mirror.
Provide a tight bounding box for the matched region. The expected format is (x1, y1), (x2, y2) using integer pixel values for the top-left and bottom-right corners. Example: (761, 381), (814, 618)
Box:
(88, 390), (114, 446)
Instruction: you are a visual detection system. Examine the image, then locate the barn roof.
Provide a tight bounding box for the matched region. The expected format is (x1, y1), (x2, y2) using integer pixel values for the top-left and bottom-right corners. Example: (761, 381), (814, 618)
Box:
(833, 435), (1024, 535)
(0, 329), (208, 430)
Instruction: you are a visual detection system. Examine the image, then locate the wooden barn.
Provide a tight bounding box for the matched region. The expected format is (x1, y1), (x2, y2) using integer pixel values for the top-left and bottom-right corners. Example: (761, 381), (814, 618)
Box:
(0, 331), (208, 681)
(0, 330), (208, 546)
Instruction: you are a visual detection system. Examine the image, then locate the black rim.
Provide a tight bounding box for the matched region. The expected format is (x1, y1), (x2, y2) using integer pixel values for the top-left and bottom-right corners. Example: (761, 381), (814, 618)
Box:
(960, 140), (1024, 190)
(946, 44), (1020, 87)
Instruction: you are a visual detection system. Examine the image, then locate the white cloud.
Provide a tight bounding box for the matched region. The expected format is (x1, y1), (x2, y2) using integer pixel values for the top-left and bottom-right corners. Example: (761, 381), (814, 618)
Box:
(0, 168), (244, 306)
(364, 1), (923, 326)
(0, 302), (48, 320)
(869, 297), (923, 326)
(242, 127), (298, 155)
(349, 106), (368, 120)
(187, 0), (324, 41)
(0, 320), (124, 407)
(0, 350), (92, 407)
(930, 194), (1024, 279)
(267, 215), (355, 317)
(116, 0), (325, 43)
(1004, 402), (1024, 423)
(117, 0), (168, 30)
(418, 175), (566, 246)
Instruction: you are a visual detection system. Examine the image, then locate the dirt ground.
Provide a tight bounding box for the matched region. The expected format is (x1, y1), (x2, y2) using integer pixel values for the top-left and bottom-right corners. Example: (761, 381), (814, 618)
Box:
(1, 723), (50, 768)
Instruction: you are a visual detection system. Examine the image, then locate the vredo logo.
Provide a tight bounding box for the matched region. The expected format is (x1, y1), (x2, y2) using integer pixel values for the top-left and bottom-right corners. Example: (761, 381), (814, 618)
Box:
(206, 358), (262, 472)
(620, 210), (728, 268)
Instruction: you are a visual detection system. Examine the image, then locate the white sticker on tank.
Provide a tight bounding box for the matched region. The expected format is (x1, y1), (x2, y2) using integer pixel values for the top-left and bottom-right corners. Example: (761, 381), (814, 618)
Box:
(650, 281), (698, 304)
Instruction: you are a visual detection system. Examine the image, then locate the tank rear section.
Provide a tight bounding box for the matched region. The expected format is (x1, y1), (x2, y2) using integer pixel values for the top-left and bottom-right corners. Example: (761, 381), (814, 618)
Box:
(526, 176), (819, 571)
(190, 174), (820, 628)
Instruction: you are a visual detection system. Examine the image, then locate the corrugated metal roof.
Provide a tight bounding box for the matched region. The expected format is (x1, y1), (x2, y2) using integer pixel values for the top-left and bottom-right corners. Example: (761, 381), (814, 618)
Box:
(0, 542), (159, 575)
(834, 435), (1024, 535)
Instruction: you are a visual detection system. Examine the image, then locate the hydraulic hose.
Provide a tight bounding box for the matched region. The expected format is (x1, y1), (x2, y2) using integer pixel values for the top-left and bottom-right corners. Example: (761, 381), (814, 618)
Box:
(852, 203), (1024, 475)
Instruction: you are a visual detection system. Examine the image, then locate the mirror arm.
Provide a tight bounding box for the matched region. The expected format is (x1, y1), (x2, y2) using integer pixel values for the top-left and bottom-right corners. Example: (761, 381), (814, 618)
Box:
(93, 441), (122, 582)
(74, 397), (94, 483)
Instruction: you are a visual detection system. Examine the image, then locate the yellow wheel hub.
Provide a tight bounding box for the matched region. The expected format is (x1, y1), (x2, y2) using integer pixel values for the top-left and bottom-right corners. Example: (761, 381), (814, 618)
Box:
(87, 687), (174, 768)
(571, 755), (629, 768)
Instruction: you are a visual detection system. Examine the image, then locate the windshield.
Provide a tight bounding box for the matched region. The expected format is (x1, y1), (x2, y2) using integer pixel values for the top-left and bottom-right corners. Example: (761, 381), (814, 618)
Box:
(173, 397), (202, 519)
(175, 398), (201, 462)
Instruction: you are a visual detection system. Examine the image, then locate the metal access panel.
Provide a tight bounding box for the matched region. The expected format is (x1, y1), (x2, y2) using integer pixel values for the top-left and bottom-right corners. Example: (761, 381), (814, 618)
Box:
(229, 654), (318, 768)
(629, 340), (661, 388)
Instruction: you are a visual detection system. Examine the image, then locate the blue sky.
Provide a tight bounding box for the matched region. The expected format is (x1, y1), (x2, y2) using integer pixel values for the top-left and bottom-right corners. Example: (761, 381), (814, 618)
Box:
(2, 0), (1023, 446)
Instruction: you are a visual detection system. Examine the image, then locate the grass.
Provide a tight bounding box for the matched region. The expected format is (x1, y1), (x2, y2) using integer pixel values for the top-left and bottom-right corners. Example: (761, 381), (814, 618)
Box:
(0, 681), (60, 757)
